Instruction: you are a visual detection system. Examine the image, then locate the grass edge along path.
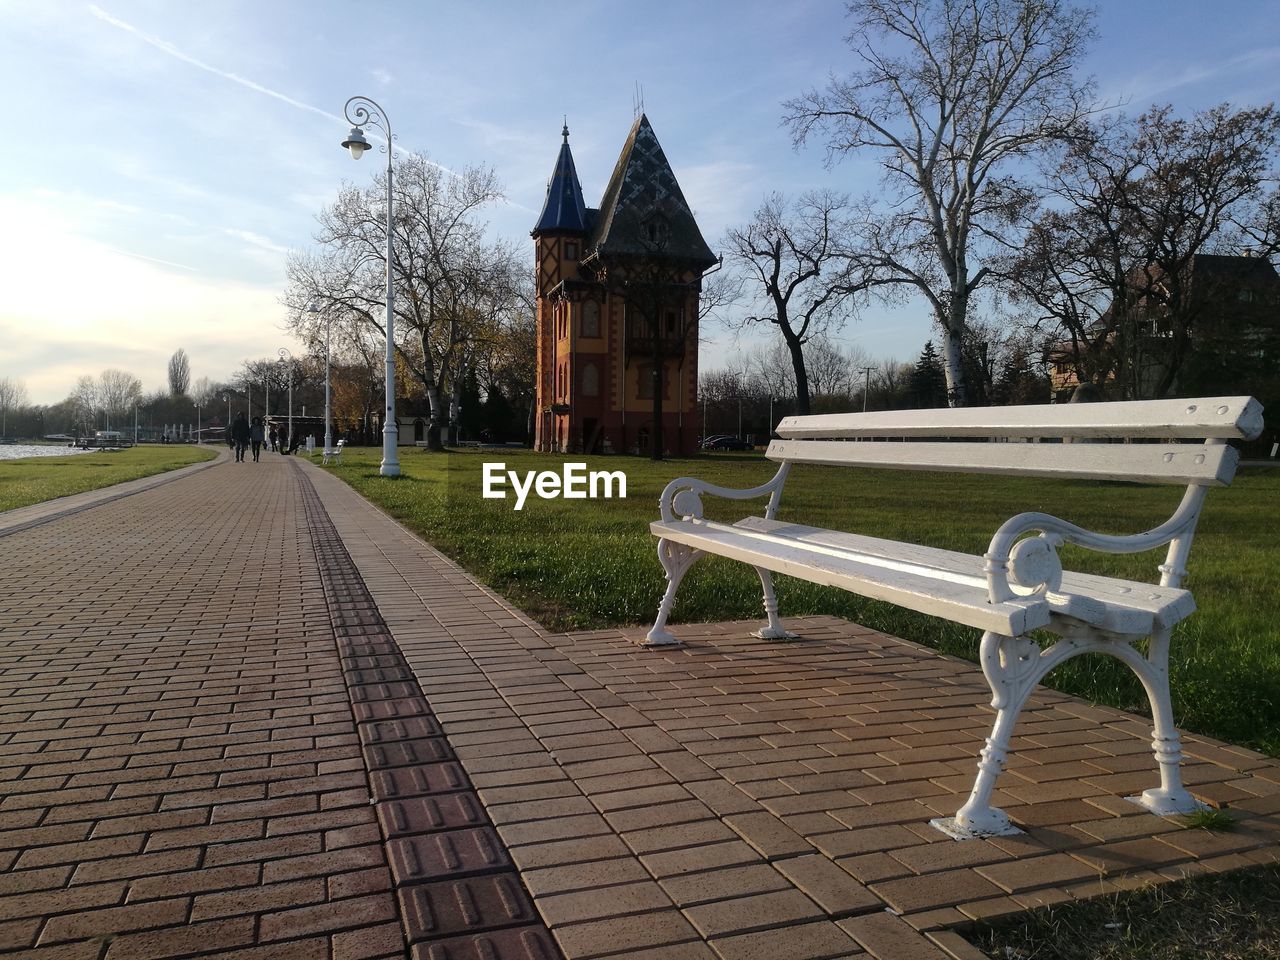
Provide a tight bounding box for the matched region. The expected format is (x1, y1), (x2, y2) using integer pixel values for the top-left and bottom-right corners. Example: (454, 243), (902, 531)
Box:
(963, 859), (1280, 959)
(0, 445), (217, 513)
(324, 446), (1280, 756)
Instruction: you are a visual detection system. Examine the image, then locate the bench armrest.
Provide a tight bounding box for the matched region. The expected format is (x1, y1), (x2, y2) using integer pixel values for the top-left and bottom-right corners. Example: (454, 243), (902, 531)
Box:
(984, 485), (1209, 604)
(658, 464), (792, 523)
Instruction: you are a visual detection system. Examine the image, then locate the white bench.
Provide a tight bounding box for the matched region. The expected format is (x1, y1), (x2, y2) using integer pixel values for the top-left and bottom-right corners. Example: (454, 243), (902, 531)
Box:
(322, 439), (345, 465)
(646, 397), (1264, 839)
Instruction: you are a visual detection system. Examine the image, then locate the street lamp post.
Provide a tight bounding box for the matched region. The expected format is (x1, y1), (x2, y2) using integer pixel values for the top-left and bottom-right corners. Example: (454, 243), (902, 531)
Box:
(341, 95), (400, 476)
(861, 366), (875, 413)
(278, 349), (293, 454)
(308, 303), (333, 456)
(195, 404), (201, 445)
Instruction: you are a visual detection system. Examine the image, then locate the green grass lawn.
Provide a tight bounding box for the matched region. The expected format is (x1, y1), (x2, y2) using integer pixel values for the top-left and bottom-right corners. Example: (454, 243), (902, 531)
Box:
(965, 862), (1280, 959)
(326, 446), (1280, 755)
(0, 445), (216, 513)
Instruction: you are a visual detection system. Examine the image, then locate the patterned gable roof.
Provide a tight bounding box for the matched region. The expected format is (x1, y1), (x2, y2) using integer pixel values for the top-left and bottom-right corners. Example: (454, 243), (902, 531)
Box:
(587, 114), (716, 268)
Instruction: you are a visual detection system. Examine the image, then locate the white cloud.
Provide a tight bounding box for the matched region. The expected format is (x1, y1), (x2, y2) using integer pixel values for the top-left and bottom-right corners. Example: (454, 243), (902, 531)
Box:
(0, 197), (299, 404)
(88, 4), (341, 126)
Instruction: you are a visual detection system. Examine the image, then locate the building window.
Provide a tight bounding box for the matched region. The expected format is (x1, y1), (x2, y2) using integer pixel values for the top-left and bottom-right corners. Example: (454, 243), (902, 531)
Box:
(638, 364), (653, 399)
(582, 363), (599, 397)
(565, 241), (578, 261)
(665, 310), (679, 336)
(582, 301), (600, 338)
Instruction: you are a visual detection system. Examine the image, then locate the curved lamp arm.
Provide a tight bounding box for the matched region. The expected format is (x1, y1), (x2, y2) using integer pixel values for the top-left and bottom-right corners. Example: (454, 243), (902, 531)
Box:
(344, 96), (394, 154)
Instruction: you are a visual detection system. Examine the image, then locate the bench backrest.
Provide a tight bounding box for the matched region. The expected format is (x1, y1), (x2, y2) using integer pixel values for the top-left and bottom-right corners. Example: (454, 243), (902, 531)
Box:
(769, 396), (1263, 487)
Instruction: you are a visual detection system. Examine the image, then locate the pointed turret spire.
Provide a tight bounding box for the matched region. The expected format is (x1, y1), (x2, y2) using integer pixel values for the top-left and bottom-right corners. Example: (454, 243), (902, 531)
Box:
(532, 121), (588, 236)
(587, 114), (716, 267)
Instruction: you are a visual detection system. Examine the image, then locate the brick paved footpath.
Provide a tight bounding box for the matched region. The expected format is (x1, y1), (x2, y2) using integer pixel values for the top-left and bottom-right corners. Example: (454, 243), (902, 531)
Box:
(4, 452), (1280, 960)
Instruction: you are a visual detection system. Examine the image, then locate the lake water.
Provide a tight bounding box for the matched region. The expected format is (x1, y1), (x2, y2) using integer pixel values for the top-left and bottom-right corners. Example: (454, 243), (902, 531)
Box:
(0, 445), (92, 461)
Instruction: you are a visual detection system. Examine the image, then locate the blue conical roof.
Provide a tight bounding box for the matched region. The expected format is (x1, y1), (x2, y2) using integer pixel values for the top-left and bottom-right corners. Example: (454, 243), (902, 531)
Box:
(532, 123), (588, 236)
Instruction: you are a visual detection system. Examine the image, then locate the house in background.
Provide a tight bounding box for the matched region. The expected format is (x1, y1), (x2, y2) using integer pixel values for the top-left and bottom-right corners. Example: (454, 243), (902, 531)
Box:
(1048, 252), (1280, 403)
(531, 116), (717, 456)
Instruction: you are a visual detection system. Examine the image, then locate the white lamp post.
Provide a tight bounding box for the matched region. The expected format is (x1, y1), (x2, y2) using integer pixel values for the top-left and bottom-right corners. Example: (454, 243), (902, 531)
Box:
(308, 302), (333, 456)
(341, 95), (400, 476)
(195, 404), (201, 445)
(278, 348), (293, 453)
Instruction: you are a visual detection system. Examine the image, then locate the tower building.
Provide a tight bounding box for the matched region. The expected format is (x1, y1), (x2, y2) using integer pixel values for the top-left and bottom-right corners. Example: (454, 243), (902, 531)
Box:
(532, 115), (716, 456)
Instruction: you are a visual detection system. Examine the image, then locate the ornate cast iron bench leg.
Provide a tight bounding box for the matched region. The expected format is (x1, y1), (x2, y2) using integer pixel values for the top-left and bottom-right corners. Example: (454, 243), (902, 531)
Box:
(751, 567), (797, 640)
(645, 539), (700, 647)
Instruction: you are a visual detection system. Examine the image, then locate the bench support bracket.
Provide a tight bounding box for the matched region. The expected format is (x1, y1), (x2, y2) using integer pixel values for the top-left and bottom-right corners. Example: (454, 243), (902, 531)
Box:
(645, 539), (701, 646)
(934, 625), (1204, 839)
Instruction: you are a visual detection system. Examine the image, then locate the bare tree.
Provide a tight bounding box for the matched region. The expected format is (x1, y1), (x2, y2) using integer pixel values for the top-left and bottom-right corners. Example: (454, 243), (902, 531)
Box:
(191, 376), (218, 409)
(167, 348), (191, 396)
(98, 369), (142, 430)
(0, 377), (28, 436)
(724, 191), (872, 414)
(1005, 104), (1280, 399)
(70, 375), (99, 435)
(286, 155), (511, 451)
(785, 0), (1097, 405)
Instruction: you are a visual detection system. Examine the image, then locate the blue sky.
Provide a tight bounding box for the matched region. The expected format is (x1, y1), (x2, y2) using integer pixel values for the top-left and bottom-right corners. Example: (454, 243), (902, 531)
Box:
(2, 0), (1278, 403)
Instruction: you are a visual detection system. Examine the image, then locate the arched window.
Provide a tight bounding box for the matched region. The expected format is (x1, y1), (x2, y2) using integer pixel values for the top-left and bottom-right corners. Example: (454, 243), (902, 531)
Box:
(413, 419), (424, 442)
(582, 363), (599, 397)
(582, 301), (600, 338)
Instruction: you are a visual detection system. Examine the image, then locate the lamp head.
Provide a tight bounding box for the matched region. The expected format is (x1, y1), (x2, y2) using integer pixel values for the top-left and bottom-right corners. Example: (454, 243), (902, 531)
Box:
(341, 126), (371, 160)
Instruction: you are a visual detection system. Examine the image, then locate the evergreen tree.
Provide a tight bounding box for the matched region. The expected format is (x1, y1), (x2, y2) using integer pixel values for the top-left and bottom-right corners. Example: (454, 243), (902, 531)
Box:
(480, 386), (516, 442)
(457, 368), (484, 441)
(909, 341), (948, 408)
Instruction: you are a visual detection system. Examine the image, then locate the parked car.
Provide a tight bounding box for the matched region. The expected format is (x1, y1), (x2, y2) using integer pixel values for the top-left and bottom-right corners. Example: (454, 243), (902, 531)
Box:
(703, 435), (753, 451)
(699, 434), (730, 449)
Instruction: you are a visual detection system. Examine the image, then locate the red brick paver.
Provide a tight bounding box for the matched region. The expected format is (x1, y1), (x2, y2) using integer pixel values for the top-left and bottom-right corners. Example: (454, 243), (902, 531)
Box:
(0, 455), (405, 958)
(304, 460), (1280, 960)
(6, 452), (1280, 960)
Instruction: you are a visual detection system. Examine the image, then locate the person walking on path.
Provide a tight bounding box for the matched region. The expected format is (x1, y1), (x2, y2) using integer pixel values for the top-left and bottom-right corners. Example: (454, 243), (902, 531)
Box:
(249, 416), (265, 462)
(230, 412), (251, 463)
(268, 425), (278, 452)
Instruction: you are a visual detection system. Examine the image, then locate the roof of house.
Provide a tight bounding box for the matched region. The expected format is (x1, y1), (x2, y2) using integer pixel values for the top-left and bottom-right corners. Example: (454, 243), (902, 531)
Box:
(531, 124), (588, 236)
(1183, 253), (1280, 286)
(585, 114), (717, 269)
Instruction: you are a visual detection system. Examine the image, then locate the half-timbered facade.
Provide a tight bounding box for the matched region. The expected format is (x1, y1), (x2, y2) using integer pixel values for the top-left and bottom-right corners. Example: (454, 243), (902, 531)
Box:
(532, 116), (716, 456)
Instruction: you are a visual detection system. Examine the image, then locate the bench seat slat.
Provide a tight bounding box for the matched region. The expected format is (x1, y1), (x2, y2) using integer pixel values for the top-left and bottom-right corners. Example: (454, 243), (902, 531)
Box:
(652, 519), (1052, 636)
(775, 396), (1263, 440)
(735, 517), (1195, 634)
(765, 439), (1237, 486)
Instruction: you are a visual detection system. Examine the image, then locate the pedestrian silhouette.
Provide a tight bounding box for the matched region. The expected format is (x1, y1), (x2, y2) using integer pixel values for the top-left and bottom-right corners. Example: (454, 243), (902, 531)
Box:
(249, 416), (265, 462)
(230, 412), (251, 462)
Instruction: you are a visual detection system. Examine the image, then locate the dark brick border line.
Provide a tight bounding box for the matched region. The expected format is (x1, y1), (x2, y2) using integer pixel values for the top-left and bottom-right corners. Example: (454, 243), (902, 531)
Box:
(294, 464), (563, 960)
(0, 451), (224, 540)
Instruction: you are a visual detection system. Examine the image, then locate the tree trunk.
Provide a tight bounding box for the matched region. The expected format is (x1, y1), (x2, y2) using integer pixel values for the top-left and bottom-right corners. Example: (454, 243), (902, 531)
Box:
(650, 341), (664, 461)
(941, 287), (968, 406)
(785, 331), (811, 416)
